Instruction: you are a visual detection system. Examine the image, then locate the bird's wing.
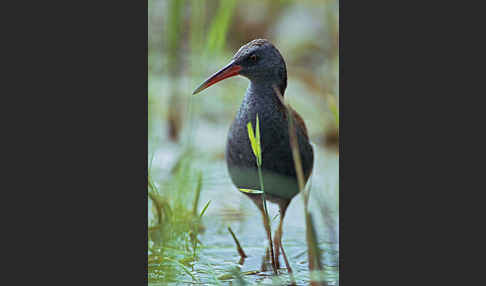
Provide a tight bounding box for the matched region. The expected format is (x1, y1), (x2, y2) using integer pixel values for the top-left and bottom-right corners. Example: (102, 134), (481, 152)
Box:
(288, 106), (310, 141)
(287, 105), (314, 184)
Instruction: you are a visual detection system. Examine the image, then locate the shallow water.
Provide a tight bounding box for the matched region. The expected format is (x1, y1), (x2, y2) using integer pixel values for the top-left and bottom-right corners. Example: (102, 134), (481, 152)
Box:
(149, 131), (339, 285)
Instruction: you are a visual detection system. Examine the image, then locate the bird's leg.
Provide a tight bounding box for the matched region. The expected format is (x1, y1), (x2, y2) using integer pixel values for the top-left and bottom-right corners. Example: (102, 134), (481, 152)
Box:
(279, 238), (293, 274)
(273, 200), (292, 272)
(273, 220), (282, 268)
(261, 202), (278, 274)
(250, 195), (278, 274)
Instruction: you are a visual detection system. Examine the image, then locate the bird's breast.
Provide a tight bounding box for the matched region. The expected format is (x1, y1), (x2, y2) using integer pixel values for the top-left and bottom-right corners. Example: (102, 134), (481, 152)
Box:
(223, 86), (314, 200)
(225, 108), (309, 200)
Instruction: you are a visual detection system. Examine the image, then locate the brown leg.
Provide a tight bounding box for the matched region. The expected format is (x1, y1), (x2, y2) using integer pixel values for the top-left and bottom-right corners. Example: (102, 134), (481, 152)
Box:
(248, 194), (278, 274)
(279, 241), (293, 274)
(273, 200), (292, 272)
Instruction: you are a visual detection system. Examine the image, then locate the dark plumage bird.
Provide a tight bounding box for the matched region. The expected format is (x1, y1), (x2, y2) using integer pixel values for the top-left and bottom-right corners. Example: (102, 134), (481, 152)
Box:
(193, 39), (314, 270)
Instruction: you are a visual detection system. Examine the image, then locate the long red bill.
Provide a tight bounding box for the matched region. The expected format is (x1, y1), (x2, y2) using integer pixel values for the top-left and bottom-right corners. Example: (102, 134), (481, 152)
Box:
(192, 61), (242, 95)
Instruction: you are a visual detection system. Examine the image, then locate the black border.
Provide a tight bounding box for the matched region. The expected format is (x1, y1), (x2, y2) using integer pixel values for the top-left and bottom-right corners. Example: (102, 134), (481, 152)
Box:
(7, 0), (474, 284)
(8, 1), (149, 284)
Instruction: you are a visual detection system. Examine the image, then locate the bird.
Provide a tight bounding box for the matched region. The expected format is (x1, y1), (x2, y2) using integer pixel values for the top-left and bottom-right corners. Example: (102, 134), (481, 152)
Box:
(193, 39), (314, 272)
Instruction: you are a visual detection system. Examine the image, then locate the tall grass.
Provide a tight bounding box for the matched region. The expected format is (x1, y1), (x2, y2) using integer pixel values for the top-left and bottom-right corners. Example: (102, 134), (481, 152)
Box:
(166, 0), (186, 141)
(205, 0), (237, 55)
(186, 0), (237, 149)
(148, 0), (240, 283)
(147, 154), (210, 284)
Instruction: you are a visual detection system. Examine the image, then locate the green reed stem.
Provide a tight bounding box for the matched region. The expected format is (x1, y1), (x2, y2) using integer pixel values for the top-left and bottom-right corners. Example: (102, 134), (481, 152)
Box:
(257, 163), (277, 275)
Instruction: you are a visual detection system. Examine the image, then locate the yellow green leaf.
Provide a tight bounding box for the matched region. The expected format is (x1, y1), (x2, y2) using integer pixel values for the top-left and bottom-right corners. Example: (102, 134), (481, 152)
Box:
(239, 188), (264, 194)
(246, 115), (262, 166)
(255, 114), (261, 165)
(247, 122), (257, 157)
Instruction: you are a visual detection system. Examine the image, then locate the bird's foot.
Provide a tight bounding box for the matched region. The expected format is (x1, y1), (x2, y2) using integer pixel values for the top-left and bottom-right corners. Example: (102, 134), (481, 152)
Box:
(260, 247), (273, 273)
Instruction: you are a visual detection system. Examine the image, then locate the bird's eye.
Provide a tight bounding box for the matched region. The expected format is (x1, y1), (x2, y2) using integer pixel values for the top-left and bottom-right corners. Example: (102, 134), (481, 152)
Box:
(250, 54), (257, 61)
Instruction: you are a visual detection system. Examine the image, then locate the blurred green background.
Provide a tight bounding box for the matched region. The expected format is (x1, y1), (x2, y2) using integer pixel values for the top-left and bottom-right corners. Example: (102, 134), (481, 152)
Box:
(149, 0), (338, 150)
(148, 0), (339, 284)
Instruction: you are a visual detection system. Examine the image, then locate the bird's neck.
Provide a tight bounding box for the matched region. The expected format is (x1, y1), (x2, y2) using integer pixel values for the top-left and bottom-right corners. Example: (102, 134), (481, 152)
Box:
(248, 76), (286, 98)
(247, 80), (286, 101)
(237, 81), (286, 123)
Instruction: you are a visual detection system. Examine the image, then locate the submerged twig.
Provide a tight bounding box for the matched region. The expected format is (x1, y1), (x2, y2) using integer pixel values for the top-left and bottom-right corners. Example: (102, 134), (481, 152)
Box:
(228, 226), (247, 258)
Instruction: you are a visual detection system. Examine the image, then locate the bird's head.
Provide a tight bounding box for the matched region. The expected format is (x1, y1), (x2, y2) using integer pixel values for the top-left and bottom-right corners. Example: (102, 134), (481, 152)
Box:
(193, 39), (287, 95)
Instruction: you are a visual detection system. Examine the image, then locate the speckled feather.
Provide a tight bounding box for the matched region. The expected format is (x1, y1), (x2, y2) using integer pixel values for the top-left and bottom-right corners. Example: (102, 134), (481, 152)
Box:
(225, 40), (314, 200)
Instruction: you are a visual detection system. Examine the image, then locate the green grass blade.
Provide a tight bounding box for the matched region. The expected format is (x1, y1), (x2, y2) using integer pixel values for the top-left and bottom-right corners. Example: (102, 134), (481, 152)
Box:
(205, 0), (237, 54)
(247, 116), (262, 167)
(246, 122), (258, 160)
(255, 114), (261, 165)
(199, 200), (211, 218)
(192, 171), (203, 216)
(328, 94), (339, 127)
